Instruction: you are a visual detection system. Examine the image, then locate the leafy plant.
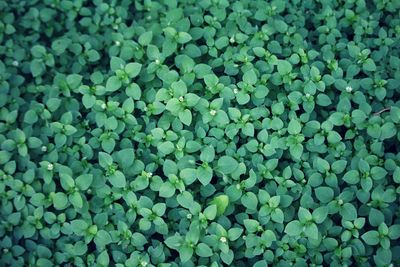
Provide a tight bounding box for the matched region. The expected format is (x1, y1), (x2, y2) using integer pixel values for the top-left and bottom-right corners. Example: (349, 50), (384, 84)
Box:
(1, 0), (400, 266)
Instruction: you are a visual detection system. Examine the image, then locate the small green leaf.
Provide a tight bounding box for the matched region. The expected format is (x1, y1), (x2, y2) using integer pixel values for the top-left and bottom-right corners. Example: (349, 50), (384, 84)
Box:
(196, 243), (213, 257)
(125, 62), (142, 78)
(217, 156), (239, 174)
(106, 76), (122, 92)
(108, 171), (126, 188)
(210, 195), (229, 216)
(361, 230), (380, 245)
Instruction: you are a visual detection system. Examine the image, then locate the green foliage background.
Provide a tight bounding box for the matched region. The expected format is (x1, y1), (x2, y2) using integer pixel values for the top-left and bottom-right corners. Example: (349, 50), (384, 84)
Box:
(1, 0), (400, 266)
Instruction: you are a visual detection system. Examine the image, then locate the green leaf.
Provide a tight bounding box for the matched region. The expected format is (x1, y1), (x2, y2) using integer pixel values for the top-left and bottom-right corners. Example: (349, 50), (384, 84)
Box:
(203, 204), (217, 220)
(315, 187), (334, 203)
(243, 219), (260, 233)
(312, 206), (328, 224)
(97, 251), (109, 266)
(340, 203), (357, 221)
(185, 93), (200, 107)
(243, 69), (257, 85)
(82, 94), (96, 108)
(0, 151), (11, 165)
(363, 58), (376, 72)
(30, 59), (45, 77)
(24, 110), (38, 124)
(101, 138), (115, 153)
(277, 60), (292, 75)
(369, 208), (384, 227)
(217, 156), (239, 174)
(76, 174), (93, 191)
(179, 246), (193, 262)
(179, 109), (192, 126)
(153, 203), (166, 216)
(166, 98), (182, 114)
(106, 76), (122, 92)
(53, 192), (68, 210)
(271, 209), (284, 223)
(228, 228), (243, 241)
(177, 32), (192, 44)
(69, 191), (83, 209)
(394, 167), (400, 183)
(99, 152), (113, 168)
(108, 171), (126, 188)
(66, 74), (82, 89)
(125, 62), (142, 78)
(138, 31), (153, 46)
(165, 234), (183, 249)
(389, 225), (400, 240)
(210, 195), (229, 216)
(241, 192), (258, 210)
(196, 243), (213, 257)
(60, 173), (74, 190)
(361, 230), (380, 245)
(316, 94), (332, 106)
(197, 166), (213, 185)
(304, 223), (319, 239)
(94, 230), (112, 248)
(116, 148), (135, 169)
(159, 182), (175, 198)
(288, 119), (301, 135)
(158, 141), (175, 155)
(285, 220), (302, 236)
(110, 56), (125, 71)
(343, 170), (360, 184)
(200, 145), (215, 163)
(289, 144), (303, 160)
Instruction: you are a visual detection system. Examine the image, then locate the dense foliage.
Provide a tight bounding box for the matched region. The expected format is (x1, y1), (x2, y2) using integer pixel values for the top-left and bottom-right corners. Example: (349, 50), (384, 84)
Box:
(1, 0), (400, 266)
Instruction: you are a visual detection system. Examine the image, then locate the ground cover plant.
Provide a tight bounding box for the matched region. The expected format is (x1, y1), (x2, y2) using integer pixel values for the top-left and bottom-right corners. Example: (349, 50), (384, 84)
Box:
(1, 0), (400, 266)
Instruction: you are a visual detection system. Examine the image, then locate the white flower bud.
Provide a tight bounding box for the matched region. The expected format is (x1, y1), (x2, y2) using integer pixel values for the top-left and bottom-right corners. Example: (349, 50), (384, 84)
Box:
(41, 146), (47, 152)
(179, 96), (184, 102)
(233, 88), (239, 94)
(12, 61), (19, 67)
(115, 41), (121, 46)
(47, 163), (54, 171)
(101, 103), (107, 109)
(220, 236), (227, 243)
(210, 109), (217, 116)
(346, 86), (353, 93)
